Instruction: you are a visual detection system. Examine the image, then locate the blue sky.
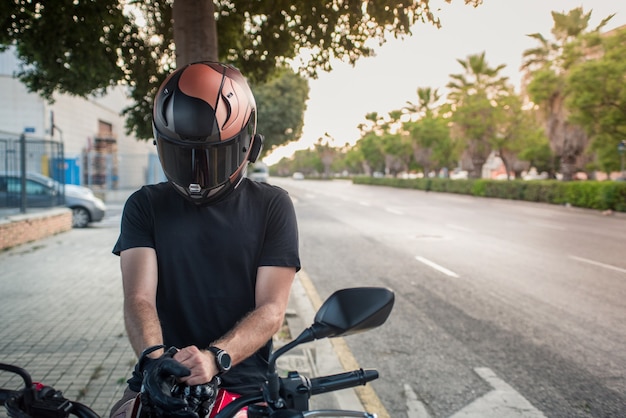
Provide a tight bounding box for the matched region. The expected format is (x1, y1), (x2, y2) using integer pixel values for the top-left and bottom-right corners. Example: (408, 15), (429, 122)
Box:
(264, 0), (626, 165)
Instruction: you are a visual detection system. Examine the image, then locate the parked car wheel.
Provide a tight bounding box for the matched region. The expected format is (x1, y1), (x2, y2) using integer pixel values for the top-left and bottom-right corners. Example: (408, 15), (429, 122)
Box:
(72, 206), (91, 228)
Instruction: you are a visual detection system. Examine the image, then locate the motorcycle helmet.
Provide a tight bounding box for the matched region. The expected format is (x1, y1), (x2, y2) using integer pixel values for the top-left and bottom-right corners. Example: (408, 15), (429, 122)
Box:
(153, 61), (263, 204)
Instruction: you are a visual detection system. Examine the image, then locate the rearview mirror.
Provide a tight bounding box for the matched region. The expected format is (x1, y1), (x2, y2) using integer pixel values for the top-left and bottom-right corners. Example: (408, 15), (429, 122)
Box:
(310, 287), (394, 340)
(268, 287), (394, 373)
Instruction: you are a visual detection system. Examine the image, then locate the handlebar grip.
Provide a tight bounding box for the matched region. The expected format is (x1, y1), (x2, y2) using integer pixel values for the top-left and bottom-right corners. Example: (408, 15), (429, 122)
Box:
(310, 369), (378, 395)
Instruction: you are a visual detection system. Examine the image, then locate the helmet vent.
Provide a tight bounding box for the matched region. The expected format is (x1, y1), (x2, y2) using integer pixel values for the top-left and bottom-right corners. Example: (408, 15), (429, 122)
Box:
(220, 92), (233, 130)
(160, 92), (173, 127)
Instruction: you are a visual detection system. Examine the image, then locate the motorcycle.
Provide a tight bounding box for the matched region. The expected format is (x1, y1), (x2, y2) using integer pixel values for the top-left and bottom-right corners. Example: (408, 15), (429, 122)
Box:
(1, 287), (394, 418)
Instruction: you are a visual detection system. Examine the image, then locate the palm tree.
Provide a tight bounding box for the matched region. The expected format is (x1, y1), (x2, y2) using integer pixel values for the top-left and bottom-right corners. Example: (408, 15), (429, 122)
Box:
(404, 87), (453, 176)
(521, 7), (614, 180)
(446, 52), (510, 178)
(405, 87), (442, 118)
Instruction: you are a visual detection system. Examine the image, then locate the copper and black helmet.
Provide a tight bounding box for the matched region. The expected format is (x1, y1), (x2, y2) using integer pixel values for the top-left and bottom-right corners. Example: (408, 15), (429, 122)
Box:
(153, 62), (263, 204)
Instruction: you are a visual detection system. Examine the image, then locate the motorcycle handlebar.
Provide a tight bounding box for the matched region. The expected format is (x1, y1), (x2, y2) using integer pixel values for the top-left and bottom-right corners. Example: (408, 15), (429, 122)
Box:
(309, 369), (378, 395)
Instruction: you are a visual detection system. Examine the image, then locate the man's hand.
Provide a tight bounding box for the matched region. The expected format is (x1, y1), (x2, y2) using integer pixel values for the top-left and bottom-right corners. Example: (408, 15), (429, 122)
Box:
(141, 357), (196, 418)
(174, 346), (219, 386)
(127, 345), (166, 392)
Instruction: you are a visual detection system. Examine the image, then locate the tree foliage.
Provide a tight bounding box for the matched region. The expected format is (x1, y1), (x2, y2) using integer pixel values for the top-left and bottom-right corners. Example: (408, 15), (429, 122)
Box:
(521, 7), (614, 180)
(446, 52), (510, 178)
(270, 7), (625, 182)
(0, 0), (133, 99)
(253, 70), (309, 156)
(492, 94), (549, 179)
(403, 87), (455, 175)
(0, 0), (482, 145)
(405, 115), (455, 176)
(566, 26), (626, 175)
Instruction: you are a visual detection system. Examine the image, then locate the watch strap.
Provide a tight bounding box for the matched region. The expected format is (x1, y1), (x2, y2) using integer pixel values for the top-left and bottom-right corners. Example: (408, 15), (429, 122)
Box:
(207, 346), (231, 374)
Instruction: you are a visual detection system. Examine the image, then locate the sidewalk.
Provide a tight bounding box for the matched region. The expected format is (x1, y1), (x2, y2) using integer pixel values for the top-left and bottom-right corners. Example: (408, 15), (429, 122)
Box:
(0, 192), (364, 416)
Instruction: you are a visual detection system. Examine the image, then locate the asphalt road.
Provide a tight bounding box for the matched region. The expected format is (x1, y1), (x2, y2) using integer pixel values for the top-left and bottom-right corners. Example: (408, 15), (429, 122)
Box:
(271, 177), (626, 418)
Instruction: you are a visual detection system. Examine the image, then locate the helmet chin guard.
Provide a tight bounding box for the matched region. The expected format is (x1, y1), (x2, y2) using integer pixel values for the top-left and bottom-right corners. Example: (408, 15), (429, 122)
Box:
(153, 62), (261, 205)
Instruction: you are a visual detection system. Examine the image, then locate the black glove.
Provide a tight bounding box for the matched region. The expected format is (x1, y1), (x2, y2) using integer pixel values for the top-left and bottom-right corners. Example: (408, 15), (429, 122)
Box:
(127, 345), (166, 392)
(140, 357), (196, 418)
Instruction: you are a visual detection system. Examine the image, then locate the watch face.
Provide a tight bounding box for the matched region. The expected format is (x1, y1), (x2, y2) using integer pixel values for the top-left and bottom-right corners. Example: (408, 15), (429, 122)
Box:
(209, 347), (231, 373)
(218, 352), (232, 371)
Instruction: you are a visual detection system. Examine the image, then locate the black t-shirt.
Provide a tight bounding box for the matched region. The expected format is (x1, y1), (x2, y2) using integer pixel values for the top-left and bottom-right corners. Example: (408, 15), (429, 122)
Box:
(113, 179), (300, 393)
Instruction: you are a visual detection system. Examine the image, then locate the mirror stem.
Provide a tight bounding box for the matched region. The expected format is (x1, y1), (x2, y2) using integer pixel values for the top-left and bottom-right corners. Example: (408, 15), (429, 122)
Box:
(269, 327), (316, 375)
(266, 328), (314, 406)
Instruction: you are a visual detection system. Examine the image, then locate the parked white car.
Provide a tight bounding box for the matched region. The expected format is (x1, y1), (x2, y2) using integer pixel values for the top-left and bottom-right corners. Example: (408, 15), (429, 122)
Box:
(0, 172), (106, 228)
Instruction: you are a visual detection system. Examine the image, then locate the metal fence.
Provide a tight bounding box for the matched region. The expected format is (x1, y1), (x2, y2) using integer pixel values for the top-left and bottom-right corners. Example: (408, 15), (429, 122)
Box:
(1, 133), (165, 211)
(0, 134), (66, 210)
(0, 134), (65, 180)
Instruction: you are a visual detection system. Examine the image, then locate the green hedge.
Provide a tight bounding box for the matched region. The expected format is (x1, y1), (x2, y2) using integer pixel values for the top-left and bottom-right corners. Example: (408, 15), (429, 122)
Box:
(352, 177), (626, 212)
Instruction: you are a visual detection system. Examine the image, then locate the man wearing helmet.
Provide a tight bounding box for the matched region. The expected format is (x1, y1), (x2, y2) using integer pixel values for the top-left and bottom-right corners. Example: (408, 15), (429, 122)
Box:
(110, 62), (300, 416)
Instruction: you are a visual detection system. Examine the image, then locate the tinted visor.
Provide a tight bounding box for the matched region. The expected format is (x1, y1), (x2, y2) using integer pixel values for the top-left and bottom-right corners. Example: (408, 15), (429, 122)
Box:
(156, 130), (252, 192)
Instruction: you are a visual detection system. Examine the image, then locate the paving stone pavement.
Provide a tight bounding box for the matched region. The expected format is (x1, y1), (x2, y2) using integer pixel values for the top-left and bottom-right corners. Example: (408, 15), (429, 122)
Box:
(0, 196), (360, 417)
(0, 212), (134, 416)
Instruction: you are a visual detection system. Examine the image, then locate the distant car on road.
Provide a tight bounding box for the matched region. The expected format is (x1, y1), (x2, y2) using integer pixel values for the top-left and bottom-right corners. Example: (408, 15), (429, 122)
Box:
(249, 162), (269, 183)
(292, 172), (304, 180)
(450, 168), (469, 180)
(0, 172), (106, 228)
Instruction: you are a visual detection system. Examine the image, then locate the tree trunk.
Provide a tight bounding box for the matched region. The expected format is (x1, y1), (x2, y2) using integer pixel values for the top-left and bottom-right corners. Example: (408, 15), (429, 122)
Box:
(173, 0), (218, 66)
(470, 158), (485, 179)
(499, 153), (511, 180)
(559, 124), (587, 181)
(468, 140), (489, 179)
(560, 154), (577, 181)
(413, 145), (432, 178)
(545, 94), (588, 182)
(362, 161), (372, 176)
(321, 151), (334, 179)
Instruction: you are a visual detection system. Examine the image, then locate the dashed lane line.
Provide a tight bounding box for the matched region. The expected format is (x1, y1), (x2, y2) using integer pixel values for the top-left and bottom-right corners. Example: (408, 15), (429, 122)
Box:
(569, 255), (626, 274)
(385, 207), (404, 215)
(415, 256), (460, 278)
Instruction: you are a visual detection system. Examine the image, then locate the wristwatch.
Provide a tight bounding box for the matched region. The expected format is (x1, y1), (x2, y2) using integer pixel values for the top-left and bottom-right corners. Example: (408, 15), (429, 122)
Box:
(207, 346), (232, 374)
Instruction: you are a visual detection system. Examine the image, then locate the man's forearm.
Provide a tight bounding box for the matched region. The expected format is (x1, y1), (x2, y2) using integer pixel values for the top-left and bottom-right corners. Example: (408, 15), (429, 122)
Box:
(124, 298), (164, 357)
(212, 303), (285, 365)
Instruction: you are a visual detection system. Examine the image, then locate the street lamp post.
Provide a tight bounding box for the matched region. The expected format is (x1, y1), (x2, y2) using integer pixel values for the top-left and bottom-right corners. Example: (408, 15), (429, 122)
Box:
(617, 139), (626, 179)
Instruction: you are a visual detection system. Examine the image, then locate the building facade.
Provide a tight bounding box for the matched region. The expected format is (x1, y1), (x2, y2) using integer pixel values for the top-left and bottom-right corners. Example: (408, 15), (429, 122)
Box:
(0, 48), (164, 190)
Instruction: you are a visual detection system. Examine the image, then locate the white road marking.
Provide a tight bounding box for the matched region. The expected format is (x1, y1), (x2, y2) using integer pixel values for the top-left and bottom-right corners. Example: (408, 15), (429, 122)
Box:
(569, 255), (626, 274)
(404, 384), (431, 418)
(411, 235), (449, 241)
(406, 368), (547, 418)
(385, 207), (404, 215)
(449, 368), (547, 417)
(415, 256), (460, 278)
